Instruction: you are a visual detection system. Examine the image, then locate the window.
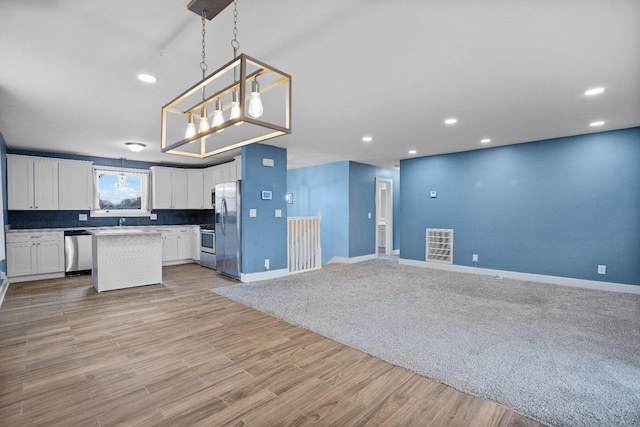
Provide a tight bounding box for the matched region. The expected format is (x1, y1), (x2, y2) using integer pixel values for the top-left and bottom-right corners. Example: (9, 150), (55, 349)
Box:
(91, 167), (150, 217)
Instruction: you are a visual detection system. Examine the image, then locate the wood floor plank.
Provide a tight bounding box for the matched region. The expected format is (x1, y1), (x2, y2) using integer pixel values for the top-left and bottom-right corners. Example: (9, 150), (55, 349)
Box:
(0, 263), (545, 427)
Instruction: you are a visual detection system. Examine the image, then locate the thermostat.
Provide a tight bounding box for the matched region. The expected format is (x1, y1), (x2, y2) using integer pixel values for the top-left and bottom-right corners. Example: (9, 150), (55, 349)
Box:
(261, 190), (272, 200)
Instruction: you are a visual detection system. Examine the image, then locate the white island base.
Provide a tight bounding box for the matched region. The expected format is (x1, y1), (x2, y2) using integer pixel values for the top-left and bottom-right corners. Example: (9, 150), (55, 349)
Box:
(91, 229), (163, 292)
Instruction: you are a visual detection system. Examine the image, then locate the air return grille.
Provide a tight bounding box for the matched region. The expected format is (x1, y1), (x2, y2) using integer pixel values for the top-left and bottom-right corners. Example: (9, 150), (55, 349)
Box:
(426, 228), (454, 264)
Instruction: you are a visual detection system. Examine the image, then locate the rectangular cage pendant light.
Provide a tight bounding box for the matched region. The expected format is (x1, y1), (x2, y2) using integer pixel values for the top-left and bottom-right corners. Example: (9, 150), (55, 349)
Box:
(161, 53), (291, 159)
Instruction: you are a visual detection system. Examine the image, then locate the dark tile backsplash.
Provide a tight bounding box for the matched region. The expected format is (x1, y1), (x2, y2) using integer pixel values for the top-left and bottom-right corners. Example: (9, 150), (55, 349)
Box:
(7, 210), (213, 229)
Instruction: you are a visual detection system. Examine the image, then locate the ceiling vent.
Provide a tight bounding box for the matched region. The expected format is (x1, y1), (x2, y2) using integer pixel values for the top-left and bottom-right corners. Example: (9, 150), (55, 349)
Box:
(426, 228), (454, 264)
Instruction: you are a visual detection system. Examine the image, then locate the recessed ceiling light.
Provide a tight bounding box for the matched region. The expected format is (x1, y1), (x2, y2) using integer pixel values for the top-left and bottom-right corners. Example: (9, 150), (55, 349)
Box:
(362, 136), (373, 142)
(480, 138), (491, 144)
(138, 74), (157, 83)
(444, 118), (457, 124)
(408, 150), (417, 155)
(585, 87), (604, 96)
(590, 121), (605, 127)
(125, 142), (146, 152)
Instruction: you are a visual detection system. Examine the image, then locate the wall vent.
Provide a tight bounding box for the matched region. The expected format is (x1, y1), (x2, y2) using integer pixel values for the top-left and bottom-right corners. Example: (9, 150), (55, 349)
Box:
(426, 228), (454, 264)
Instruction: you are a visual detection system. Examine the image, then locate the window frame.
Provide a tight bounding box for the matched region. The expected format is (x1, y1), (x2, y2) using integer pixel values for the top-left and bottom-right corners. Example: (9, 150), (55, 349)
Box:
(90, 166), (151, 217)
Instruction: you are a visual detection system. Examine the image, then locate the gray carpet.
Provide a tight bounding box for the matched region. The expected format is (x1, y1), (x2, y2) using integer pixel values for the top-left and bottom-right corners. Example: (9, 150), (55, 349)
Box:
(212, 258), (640, 427)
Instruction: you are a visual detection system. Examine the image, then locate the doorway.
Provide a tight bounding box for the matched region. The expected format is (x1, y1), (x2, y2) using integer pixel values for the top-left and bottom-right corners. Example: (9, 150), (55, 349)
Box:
(375, 178), (393, 256)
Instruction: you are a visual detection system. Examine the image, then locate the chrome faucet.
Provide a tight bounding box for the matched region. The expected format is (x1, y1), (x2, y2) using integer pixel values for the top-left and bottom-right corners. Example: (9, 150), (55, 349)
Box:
(118, 217), (126, 227)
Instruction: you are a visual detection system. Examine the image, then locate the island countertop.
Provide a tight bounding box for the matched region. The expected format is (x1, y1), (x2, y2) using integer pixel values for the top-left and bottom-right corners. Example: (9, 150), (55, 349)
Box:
(89, 228), (162, 237)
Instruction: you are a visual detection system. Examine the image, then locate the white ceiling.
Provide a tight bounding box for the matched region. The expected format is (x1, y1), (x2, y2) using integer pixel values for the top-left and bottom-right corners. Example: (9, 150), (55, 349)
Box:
(1, 1), (639, 170)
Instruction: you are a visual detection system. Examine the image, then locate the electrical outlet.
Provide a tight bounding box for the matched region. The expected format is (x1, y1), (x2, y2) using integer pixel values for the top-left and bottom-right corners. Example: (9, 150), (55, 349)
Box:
(78, 213), (87, 221)
(597, 265), (606, 275)
(472, 254), (478, 263)
(264, 259), (270, 270)
(0, 271), (5, 280)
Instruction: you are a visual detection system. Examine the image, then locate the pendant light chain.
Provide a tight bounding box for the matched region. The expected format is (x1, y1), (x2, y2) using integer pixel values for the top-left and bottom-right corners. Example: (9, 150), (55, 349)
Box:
(231, 0), (240, 57)
(200, 11), (207, 81)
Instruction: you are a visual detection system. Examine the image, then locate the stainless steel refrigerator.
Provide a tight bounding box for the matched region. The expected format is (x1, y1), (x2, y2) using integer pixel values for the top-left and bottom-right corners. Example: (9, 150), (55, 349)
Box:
(215, 181), (241, 279)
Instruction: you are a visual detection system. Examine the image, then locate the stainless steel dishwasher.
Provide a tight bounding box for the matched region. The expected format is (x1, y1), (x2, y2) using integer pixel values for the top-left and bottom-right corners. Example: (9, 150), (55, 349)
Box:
(64, 230), (93, 274)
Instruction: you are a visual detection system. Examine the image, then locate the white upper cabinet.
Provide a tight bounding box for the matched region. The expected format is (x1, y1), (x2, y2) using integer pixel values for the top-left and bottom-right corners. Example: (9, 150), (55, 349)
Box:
(234, 155), (242, 181)
(203, 167), (215, 209)
(201, 156), (241, 210)
(187, 169), (204, 209)
(58, 160), (93, 210)
(7, 155), (59, 210)
(151, 166), (188, 209)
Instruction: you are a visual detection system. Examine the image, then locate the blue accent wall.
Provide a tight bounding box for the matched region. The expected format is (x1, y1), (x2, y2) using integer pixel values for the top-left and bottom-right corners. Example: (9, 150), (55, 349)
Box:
(287, 161), (399, 264)
(400, 127), (640, 286)
(241, 143), (288, 274)
(287, 161), (350, 264)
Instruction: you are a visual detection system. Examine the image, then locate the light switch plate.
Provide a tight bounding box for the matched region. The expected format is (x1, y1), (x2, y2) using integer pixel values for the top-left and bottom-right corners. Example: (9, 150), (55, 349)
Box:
(78, 213), (88, 221)
(250, 209), (257, 217)
(275, 209), (282, 217)
(597, 265), (606, 275)
(150, 213), (157, 220)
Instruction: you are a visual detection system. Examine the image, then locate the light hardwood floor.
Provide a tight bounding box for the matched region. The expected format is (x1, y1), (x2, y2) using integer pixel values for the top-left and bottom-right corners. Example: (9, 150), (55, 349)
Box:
(0, 264), (543, 426)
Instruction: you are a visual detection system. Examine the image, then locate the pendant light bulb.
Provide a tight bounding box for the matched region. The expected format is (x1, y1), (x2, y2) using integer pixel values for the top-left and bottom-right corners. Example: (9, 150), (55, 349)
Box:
(198, 107), (210, 137)
(212, 99), (224, 133)
(230, 90), (243, 126)
(248, 79), (263, 118)
(185, 114), (196, 140)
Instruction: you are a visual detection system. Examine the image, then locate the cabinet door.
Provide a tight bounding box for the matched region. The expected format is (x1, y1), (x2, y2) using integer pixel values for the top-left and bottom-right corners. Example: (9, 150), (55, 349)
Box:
(7, 156), (35, 210)
(187, 170), (204, 209)
(219, 163), (232, 183)
(59, 162), (93, 210)
(191, 229), (201, 261)
(177, 233), (192, 260)
(33, 159), (59, 210)
(162, 234), (178, 261)
(36, 240), (64, 274)
(7, 242), (36, 277)
(203, 167), (215, 209)
(171, 170), (188, 209)
(234, 155), (242, 181)
(152, 168), (173, 209)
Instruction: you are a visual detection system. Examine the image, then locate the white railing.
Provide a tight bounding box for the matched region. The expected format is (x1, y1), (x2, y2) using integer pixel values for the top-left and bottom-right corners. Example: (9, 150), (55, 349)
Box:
(288, 213), (322, 274)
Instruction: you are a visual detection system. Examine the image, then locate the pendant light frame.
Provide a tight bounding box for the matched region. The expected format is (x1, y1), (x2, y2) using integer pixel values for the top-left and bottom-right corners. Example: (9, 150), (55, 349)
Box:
(161, 53), (291, 159)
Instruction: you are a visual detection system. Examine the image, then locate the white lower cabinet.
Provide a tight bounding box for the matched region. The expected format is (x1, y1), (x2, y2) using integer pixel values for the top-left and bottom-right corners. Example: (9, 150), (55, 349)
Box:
(191, 227), (201, 261)
(7, 231), (64, 280)
(159, 227), (194, 265)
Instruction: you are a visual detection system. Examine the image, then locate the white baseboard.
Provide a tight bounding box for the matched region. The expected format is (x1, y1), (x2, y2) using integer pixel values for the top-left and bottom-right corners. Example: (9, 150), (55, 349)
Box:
(392, 249), (400, 256)
(399, 259), (640, 295)
(241, 268), (289, 283)
(328, 254), (378, 264)
(8, 272), (65, 283)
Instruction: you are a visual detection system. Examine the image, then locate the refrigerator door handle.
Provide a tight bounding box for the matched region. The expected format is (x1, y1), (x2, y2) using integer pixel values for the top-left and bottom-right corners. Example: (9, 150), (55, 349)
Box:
(221, 197), (228, 236)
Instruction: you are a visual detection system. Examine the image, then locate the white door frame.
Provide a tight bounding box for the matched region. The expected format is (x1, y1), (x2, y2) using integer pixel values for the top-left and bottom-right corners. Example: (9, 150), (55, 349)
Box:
(375, 177), (393, 256)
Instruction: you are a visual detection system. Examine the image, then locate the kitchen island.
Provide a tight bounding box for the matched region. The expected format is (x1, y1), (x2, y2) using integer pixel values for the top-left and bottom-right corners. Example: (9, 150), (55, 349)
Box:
(91, 228), (163, 292)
